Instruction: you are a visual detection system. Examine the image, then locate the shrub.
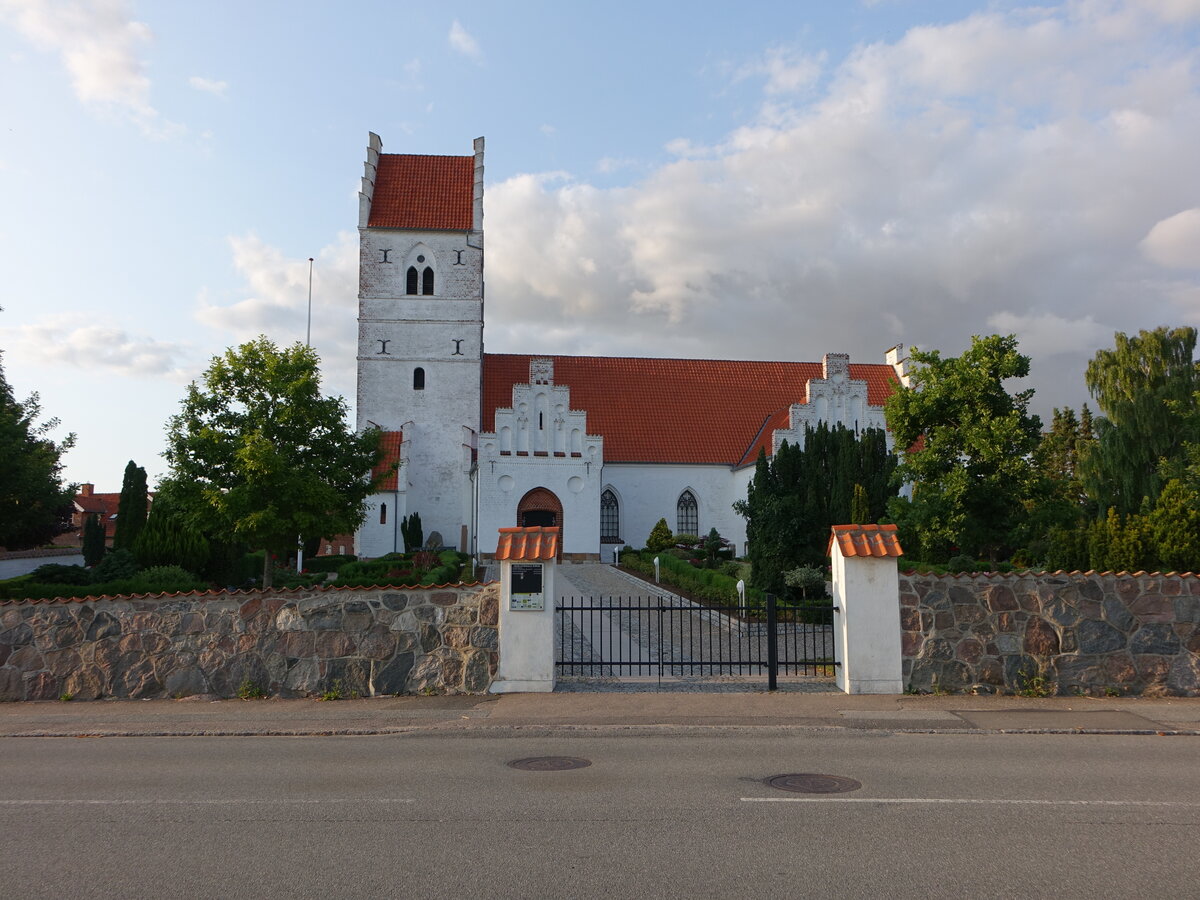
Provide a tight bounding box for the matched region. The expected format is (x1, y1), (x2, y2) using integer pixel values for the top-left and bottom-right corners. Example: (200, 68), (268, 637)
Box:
(304, 554), (356, 574)
(673, 533), (700, 548)
(92, 549), (141, 582)
(783, 565), (827, 600)
(946, 555), (977, 574)
(132, 565), (206, 592)
(29, 563), (93, 585)
(646, 519), (674, 554)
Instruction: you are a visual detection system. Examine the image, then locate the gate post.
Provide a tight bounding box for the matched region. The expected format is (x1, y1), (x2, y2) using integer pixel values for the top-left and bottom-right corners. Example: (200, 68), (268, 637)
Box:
(828, 524), (905, 694)
(490, 526), (559, 694)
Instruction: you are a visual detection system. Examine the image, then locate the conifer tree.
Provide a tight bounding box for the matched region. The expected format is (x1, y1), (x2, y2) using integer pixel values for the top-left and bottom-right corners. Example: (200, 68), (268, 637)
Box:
(113, 460), (148, 551)
(82, 514), (106, 566)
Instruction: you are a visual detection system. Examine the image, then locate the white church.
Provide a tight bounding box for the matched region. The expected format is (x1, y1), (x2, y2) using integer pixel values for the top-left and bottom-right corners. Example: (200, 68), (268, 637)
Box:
(353, 135), (908, 562)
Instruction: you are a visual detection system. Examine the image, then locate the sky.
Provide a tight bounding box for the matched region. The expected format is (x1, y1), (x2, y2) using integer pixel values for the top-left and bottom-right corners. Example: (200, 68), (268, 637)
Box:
(2, 0), (1199, 491)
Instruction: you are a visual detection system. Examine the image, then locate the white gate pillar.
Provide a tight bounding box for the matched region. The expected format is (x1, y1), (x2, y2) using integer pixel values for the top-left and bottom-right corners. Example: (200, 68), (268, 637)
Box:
(828, 524), (905, 694)
(490, 526), (559, 694)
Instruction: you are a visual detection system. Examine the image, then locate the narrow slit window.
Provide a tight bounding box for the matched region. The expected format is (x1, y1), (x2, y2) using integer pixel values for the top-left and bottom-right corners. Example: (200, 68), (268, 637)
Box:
(422, 267), (435, 295)
(413, 367), (425, 390)
(380, 502), (387, 525)
(406, 266), (419, 295)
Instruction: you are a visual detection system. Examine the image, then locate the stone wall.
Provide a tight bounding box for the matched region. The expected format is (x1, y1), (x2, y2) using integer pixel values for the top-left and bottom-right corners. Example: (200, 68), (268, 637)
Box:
(0, 584), (499, 702)
(900, 572), (1200, 696)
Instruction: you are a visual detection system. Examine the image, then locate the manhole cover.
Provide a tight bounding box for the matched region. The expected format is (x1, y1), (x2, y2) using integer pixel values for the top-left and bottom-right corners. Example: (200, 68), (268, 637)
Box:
(766, 773), (862, 794)
(507, 756), (592, 771)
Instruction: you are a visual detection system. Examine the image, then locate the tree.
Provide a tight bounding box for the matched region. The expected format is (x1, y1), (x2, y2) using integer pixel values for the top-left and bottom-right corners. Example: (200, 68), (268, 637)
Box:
(163, 337), (386, 588)
(133, 480), (211, 575)
(112, 460), (148, 551)
(734, 425), (898, 596)
(82, 514), (106, 566)
(400, 512), (423, 553)
(0, 352), (75, 550)
(1081, 326), (1199, 515)
(885, 335), (1042, 562)
(1149, 479), (1200, 572)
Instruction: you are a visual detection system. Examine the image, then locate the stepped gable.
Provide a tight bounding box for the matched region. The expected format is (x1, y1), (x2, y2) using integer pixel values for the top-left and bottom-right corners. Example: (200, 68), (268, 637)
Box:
(481, 354), (897, 466)
(368, 153), (475, 230)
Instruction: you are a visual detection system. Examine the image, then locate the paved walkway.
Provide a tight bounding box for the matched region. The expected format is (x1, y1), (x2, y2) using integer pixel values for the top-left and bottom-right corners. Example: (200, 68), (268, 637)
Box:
(1, 692), (1198, 737)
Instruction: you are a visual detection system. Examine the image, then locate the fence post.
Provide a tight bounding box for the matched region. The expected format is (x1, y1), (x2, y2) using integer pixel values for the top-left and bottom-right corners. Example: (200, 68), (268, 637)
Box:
(766, 592), (778, 691)
(490, 526), (559, 694)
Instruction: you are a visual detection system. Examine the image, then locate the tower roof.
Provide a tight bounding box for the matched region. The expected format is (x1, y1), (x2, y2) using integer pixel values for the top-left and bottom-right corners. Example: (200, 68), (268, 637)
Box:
(368, 154), (475, 230)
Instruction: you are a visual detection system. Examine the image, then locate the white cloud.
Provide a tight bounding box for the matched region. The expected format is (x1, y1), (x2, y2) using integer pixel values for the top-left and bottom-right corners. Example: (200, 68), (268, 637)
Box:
(0, 314), (193, 380)
(0, 0), (180, 136)
(1141, 208), (1200, 269)
(448, 20), (482, 63)
(195, 232), (360, 395)
(481, 1), (1200, 417)
(736, 46), (824, 95)
(188, 75), (228, 97)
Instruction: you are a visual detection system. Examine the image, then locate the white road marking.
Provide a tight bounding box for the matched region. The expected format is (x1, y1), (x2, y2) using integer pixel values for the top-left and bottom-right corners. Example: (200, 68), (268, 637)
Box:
(742, 797), (1199, 807)
(0, 798), (416, 806)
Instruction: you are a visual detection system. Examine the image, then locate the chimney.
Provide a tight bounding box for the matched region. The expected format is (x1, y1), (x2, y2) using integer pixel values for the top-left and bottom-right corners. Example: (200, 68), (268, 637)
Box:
(80, 483), (94, 497)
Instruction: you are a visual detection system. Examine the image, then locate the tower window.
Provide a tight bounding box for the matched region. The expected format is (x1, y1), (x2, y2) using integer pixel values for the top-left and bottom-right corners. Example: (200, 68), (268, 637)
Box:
(601, 490), (620, 541)
(380, 502), (387, 525)
(413, 367), (425, 390)
(676, 490), (698, 535)
(422, 266), (435, 295)
(406, 266), (419, 295)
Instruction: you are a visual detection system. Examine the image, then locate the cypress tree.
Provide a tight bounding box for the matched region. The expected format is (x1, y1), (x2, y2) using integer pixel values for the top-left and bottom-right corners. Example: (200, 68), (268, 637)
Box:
(82, 514), (106, 566)
(113, 460), (148, 551)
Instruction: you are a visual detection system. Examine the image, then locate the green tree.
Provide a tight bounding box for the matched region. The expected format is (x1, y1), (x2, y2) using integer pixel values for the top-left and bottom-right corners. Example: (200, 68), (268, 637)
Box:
(400, 512), (423, 552)
(133, 480), (211, 574)
(0, 352), (75, 549)
(81, 514), (106, 566)
(1081, 326), (1199, 515)
(1149, 479), (1200, 572)
(885, 335), (1042, 562)
(163, 337), (386, 588)
(646, 518), (674, 554)
(112, 460), (148, 551)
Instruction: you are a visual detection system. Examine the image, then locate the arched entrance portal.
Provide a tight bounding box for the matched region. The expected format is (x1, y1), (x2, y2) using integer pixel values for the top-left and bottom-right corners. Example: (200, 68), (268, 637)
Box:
(516, 487), (564, 560)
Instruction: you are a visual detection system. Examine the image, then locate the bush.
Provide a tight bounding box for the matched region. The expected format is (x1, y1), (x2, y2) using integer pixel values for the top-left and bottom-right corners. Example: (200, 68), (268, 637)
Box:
(783, 565), (827, 600)
(946, 555), (977, 574)
(132, 565), (205, 592)
(304, 554), (356, 574)
(673, 533), (700, 548)
(92, 549), (141, 582)
(29, 563), (93, 585)
(646, 519), (674, 554)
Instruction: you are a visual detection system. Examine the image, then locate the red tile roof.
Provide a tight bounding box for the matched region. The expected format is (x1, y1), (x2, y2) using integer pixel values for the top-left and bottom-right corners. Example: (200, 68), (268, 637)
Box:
(368, 154), (475, 230)
(494, 526), (560, 561)
(481, 355), (898, 466)
(372, 430), (403, 491)
(828, 524), (904, 559)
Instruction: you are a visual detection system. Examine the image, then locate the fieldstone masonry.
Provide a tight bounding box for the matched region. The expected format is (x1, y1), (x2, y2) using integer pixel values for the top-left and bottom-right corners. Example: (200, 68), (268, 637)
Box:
(0, 584), (499, 701)
(901, 572), (1200, 696)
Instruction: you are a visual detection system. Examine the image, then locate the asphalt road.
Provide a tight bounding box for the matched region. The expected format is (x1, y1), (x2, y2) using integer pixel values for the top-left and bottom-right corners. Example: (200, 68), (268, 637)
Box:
(2, 730), (1197, 899)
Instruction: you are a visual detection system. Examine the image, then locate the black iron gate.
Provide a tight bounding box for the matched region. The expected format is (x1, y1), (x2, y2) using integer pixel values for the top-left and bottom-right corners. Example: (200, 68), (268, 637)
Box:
(556, 593), (837, 688)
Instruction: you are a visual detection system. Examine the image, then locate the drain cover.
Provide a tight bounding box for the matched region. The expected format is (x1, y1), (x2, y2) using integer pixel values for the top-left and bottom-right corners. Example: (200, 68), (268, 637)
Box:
(507, 756), (592, 771)
(766, 773), (862, 794)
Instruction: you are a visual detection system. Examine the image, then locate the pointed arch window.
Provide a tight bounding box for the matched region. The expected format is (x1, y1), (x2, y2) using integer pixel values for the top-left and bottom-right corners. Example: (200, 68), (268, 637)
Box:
(406, 266), (419, 295)
(413, 367), (425, 390)
(676, 490), (698, 536)
(600, 490), (620, 541)
(422, 267), (435, 295)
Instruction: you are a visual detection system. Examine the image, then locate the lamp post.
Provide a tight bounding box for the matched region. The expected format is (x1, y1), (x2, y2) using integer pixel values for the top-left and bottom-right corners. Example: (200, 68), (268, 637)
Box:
(297, 257), (315, 575)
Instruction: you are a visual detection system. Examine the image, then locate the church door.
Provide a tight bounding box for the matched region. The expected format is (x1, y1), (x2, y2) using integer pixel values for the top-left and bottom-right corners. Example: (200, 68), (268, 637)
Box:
(516, 487), (564, 560)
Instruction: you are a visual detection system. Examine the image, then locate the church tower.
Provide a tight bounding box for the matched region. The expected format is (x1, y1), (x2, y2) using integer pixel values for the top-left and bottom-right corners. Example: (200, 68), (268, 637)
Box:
(355, 134), (485, 556)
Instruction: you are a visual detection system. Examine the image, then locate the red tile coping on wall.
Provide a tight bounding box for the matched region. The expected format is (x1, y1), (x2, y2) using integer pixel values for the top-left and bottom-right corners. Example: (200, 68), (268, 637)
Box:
(0, 582), (498, 607)
(494, 526), (560, 561)
(372, 430), (403, 491)
(481, 354), (899, 466)
(828, 523), (905, 559)
(368, 154), (475, 230)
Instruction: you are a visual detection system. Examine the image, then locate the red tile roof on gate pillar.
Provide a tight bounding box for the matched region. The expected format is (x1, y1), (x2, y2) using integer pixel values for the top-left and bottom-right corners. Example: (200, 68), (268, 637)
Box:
(827, 524), (905, 559)
(495, 526), (560, 561)
(368, 154), (475, 231)
(481, 354), (898, 467)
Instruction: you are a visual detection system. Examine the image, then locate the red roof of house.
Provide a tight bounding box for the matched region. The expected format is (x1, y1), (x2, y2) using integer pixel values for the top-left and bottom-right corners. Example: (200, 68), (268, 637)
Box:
(481, 354), (898, 466)
(828, 524), (904, 558)
(75, 493), (119, 516)
(372, 430), (403, 492)
(495, 526), (559, 561)
(368, 154), (475, 230)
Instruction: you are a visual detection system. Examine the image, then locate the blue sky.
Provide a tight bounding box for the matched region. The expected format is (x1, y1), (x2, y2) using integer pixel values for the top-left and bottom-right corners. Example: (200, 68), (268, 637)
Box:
(2, 0), (1199, 489)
